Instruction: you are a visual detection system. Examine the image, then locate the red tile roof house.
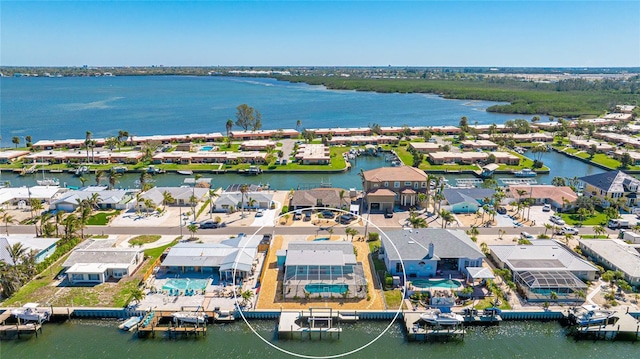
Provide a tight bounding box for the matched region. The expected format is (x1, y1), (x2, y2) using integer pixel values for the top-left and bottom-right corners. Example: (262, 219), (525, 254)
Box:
(507, 185), (578, 212)
(361, 166), (428, 212)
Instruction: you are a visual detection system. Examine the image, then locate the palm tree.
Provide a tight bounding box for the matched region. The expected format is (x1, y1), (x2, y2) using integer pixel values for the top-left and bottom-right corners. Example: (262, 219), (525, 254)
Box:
(144, 199), (155, 216)
(239, 184), (249, 218)
(107, 171), (122, 190)
(162, 190), (175, 211)
(440, 210), (454, 228)
(543, 223), (553, 236)
(6, 242), (27, 265)
(208, 188), (218, 218)
(117, 130), (129, 152)
(30, 199), (44, 236)
(408, 211), (428, 228)
(55, 210), (66, 237)
(187, 223), (198, 239)
(1, 212), (16, 235)
(189, 195), (198, 222)
(296, 119), (302, 131)
(129, 287), (145, 304)
(85, 131), (92, 163)
(95, 169), (105, 186)
(226, 119), (234, 140)
(78, 176), (88, 188)
(62, 214), (80, 239)
(593, 225), (607, 238)
(240, 289), (254, 306)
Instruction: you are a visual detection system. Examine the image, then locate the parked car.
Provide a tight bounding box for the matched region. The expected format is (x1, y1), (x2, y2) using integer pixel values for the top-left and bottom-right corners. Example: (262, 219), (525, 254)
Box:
(199, 220), (217, 229)
(338, 213), (356, 224)
(293, 210), (302, 220)
(384, 208), (394, 218)
(304, 211), (312, 221)
(255, 209), (264, 217)
(557, 226), (579, 235)
(520, 232), (535, 240)
(549, 215), (566, 226)
(497, 207), (507, 215)
(319, 210), (335, 219)
(542, 204), (551, 212)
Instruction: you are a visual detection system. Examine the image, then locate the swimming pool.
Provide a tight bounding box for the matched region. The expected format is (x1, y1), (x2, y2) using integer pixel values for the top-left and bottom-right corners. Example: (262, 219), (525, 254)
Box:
(162, 278), (209, 291)
(305, 283), (348, 294)
(313, 237), (330, 241)
(411, 279), (463, 289)
(200, 146), (213, 151)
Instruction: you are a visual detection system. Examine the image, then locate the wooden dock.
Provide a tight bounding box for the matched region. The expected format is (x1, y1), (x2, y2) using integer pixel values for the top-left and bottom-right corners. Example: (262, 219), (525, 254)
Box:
(278, 308), (345, 340)
(572, 310), (639, 341)
(135, 311), (207, 338)
(0, 323), (43, 339)
(403, 313), (465, 342)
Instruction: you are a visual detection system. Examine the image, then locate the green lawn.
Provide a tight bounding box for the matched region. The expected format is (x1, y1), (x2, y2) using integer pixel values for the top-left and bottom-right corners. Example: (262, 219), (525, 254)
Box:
(473, 297), (512, 310)
(86, 210), (121, 225)
(1, 254), (69, 306)
(560, 212), (609, 226)
(383, 289), (405, 309)
(129, 235), (162, 246)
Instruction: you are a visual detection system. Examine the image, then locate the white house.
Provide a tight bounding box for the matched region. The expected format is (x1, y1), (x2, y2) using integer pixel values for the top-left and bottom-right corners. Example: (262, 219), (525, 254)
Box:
(62, 240), (143, 284)
(50, 186), (134, 212)
(213, 191), (274, 212)
(380, 229), (484, 280)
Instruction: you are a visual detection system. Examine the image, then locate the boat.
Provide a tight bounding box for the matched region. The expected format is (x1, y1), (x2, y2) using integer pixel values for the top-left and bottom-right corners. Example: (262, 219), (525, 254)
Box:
(74, 165), (90, 176)
(177, 170), (194, 175)
(146, 165), (165, 174)
(419, 309), (464, 326)
(118, 315), (143, 331)
(571, 304), (615, 326)
(480, 163), (500, 178)
(172, 311), (207, 324)
(37, 178), (60, 186)
(11, 303), (51, 322)
(514, 168), (537, 177)
(112, 166), (128, 173)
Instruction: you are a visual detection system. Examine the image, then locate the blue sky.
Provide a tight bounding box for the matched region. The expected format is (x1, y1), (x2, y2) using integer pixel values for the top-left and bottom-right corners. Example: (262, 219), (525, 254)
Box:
(1, 1), (639, 67)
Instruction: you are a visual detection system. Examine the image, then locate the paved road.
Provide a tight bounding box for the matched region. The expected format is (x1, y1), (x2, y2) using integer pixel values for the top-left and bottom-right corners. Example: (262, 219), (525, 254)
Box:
(7, 224), (616, 237)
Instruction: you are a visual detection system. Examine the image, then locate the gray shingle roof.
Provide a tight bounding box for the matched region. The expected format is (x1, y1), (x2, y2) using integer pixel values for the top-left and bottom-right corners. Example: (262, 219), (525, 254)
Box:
(381, 229), (484, 261)
(490, 240), (597, 272)
(443, 188), (494, 205)
(579, 170), (639, 193)
(579, 239), (640, 278)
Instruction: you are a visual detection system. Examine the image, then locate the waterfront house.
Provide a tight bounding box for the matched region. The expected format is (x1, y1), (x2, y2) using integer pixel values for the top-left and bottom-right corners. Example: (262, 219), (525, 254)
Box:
(327, 135), (398, 146)
(569, 139), (614, 153)
(0, 235), (59, 265)
(441, 188), (495, 214)
(489, 240), (596, 302)
(579, 170), (640, 210)
(277, 241), (366, 299)
(507, 185), (578, 212)
(160, 234), (259, 280)
(409, 142), (441, 154)
(50, 186), (134, 212)
(0, 185), (65, 207)
(230, 129), (298, 140)
(294, 144), (330, 165)
(62, 240), (143, 284)
(579, 239), (640, 287)
(460, 140), (498, 151)
(213, 191), (274, 212)
(289, 188), (346, 210)
(240, 140), (277, 151)
(613, 150), (640, 166)
(0, 150), (30, 164)
(427, 151), (519, 165)
(140, 186), (209, 208)
(361, 166), (428, 211)
(379, 229), (484, 280)
(479, 133), (554, 143)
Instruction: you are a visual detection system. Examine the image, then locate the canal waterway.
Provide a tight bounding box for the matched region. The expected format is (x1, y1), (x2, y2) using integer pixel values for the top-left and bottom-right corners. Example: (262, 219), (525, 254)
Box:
(1, 319), (636, 359)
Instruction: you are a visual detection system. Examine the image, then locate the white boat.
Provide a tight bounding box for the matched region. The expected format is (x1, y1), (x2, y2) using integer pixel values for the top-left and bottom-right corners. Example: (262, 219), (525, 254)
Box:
(37, 178), (59, 186)
(177, 170), (194, 175)
(172, 311), (207, 324)
(514, 168), (537, 177)
(419, 309), (464, 326)
(11, 303), (51, 322)
(572, 304), (615, 326)
(74, 166), (90, 176)
(118, 315), (143, 331)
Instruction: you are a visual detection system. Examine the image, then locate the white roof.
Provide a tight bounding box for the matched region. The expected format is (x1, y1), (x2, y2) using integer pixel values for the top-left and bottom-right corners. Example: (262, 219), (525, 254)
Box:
(490, 240), (597, 272)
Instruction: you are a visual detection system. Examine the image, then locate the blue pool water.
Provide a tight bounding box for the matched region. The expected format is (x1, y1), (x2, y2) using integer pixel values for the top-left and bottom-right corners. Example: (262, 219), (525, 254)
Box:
(411, 279), (462, 289)
(313, 237), (330, 241)
(200, 146), (213, 151)
(162, 278), (209, 291)
(305, 283), (348, 294)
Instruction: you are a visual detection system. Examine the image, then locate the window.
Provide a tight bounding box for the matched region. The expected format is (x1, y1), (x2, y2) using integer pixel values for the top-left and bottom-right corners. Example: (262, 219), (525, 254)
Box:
(404, 181), (412, 186)
(88, 274), (100, 281)
(414, 182), (419, 189)
(71, 274), (83, 282)
(394, 181), (400, 188)
(384, 181), (388, 187)
(421, 182), (427, 188)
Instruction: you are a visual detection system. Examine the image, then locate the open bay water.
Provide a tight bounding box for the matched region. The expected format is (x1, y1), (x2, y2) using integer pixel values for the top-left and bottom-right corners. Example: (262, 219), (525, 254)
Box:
(0, 76), (518, 147)
(1, 319), (637, 359)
